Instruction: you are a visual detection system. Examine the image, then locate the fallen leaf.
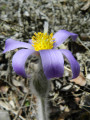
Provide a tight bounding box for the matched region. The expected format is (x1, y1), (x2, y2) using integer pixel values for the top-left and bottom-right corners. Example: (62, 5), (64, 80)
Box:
(12, 79), (28, 93)
(12, 79), (23, 87)
(70, 72), (86, 86)
(81, 1), (90, 11)
(0, 86), (9, 94)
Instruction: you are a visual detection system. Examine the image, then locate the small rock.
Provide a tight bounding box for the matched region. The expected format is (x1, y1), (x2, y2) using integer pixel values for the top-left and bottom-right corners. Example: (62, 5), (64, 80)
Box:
(0, 110), (10, 120)
(24, 11), (29, 17)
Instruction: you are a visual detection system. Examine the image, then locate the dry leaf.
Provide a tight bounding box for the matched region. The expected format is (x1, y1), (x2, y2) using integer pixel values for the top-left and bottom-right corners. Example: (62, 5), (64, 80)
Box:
(12, 79), (28, 93)
(70, 72), (86, 86)
(0, 86), (9, 94)
(9, 100), (16, 109)
(81, 1), (90, 11)
(12, 79), (23, 87)
(0, 101), (12, 111)
(0, 101), (25, 120)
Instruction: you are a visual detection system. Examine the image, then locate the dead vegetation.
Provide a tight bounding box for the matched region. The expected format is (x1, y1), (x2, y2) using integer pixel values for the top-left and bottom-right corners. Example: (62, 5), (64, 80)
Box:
(0, 0), (90, 120)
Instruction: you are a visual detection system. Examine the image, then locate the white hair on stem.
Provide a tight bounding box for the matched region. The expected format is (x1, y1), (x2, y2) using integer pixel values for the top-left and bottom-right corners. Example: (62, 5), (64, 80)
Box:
(29, 54), (50, 120)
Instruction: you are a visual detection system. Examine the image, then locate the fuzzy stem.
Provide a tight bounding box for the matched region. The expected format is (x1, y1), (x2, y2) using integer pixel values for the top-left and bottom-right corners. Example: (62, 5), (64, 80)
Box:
(36, 96), (49, 120)
(29, 55), (50, 120)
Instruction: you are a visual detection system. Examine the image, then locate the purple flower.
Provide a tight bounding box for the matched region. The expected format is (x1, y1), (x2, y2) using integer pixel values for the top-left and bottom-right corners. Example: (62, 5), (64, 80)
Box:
(3, 30), (80, 80)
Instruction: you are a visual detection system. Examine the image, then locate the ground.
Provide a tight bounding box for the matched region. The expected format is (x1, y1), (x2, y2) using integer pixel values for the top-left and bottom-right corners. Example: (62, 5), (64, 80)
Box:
(0, 0), (90, 120)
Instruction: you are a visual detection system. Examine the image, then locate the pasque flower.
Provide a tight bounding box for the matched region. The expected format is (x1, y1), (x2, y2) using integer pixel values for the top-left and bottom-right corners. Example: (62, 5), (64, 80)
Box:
(3, 30), (80, 79)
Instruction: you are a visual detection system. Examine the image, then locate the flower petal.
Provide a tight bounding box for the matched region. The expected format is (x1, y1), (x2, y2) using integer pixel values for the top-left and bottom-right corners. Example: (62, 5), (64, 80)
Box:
(29, 39), (32, 44)
(3, 39), (33, 53)
(39, 49), (64, 79)
(12, 49), (35, 77)
(60, 49), (80, 78)
(53, 30), (78, 48)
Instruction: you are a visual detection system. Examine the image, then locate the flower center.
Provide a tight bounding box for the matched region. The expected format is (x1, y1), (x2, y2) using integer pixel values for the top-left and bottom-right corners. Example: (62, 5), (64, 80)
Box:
(32, 32), (55, 51)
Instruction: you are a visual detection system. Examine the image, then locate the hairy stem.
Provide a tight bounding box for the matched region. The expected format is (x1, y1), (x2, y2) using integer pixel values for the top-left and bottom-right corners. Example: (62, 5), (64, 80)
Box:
(29, 55), (50, 120)
(37, 96), (49, 120)
(30, 75), (50, 120)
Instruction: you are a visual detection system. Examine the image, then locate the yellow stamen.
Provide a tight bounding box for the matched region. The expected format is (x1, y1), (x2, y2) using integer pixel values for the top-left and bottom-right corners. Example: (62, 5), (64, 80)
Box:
(32, 32), (55, 51)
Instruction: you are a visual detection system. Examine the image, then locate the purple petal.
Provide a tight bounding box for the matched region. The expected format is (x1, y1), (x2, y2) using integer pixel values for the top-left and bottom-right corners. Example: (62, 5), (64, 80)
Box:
(53, 30), (78, 48)
(29, 39), (32, 44)
(12, 49), (35, 77)
(60, 49), (80, 78)
(3, 39), (33, 53)
(39, 49), (64, 80)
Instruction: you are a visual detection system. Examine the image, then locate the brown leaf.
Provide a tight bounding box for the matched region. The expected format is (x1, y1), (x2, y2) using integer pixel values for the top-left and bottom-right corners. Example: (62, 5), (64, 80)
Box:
(0, 86), (9, 94)
(70, 72), (86, 86)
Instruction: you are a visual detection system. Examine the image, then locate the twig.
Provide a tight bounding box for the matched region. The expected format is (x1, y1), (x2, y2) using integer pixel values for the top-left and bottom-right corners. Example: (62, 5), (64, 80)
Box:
(0, 101), (26, 120)
(12, 110), (26, 120)
(13, 93), (28, 120)
(79, 104), (90, 108)
(78, 37), (90, 51)
(3, 79), (24, 96)
(64, 66), (72, 72)
(82, 107), (90, 113)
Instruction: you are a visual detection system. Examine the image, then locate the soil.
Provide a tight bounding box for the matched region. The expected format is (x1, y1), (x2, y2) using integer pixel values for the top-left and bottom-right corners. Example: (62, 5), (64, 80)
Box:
(0, 0), (90, 120)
